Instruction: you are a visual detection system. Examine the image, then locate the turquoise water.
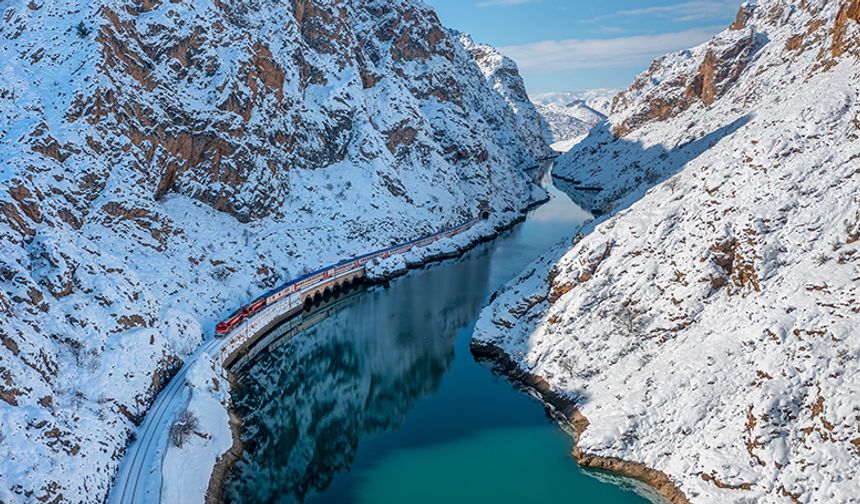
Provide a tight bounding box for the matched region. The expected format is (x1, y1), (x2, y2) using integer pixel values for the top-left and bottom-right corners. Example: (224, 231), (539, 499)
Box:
(224, 175), (652, 504)
(351, 425), (644, 504)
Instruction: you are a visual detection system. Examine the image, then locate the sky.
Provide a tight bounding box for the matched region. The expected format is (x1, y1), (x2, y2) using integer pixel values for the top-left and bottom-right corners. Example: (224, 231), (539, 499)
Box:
(424, 0), (744, 95)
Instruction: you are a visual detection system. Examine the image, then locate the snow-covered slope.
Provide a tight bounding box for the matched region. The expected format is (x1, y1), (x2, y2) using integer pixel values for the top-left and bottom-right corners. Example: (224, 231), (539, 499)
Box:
(0, 0), (548, 501)
(531, 90), (617, 152)
(475, 1), (860, 502)
(460, 33), (554, 160)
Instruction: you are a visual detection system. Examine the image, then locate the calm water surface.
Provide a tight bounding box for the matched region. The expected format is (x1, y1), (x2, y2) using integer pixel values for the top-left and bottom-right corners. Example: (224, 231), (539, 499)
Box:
(224, 172), (653, 504)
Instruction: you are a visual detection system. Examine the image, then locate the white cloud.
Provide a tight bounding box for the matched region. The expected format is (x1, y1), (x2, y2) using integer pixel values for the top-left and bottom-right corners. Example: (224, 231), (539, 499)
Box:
(500, 26), (723, 71)
(583, 0), (741, 23)
(476, 0), (538, 7)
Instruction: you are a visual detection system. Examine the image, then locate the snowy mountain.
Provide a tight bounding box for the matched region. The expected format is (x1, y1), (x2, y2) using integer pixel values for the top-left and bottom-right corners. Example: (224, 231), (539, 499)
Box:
(460, 33), (555, 160)
(531, 89), (617, 152)
(535, 101), (606, 152)
(531, 89), (617, 115)
(475, 1), (860, 503)
(0, 0), (548, 501)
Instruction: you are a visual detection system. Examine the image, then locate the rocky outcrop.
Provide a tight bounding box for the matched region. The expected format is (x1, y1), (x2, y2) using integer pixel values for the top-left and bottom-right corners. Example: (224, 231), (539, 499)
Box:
(730, 3), (753, 30)
(459, 33), (553, 160)
(611, 28), (759, 137)
(610, 0), (860, 138)
(832, 0), (860, 57)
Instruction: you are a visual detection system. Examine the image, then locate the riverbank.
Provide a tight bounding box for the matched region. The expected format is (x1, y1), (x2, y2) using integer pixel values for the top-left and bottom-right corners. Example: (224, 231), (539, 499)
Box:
(205, 372), (243, 504)
(111, 197), (547, 504)
(364, 193), (550, 282)
(470, 341), (687, 504)
(216, 179), (658, 504)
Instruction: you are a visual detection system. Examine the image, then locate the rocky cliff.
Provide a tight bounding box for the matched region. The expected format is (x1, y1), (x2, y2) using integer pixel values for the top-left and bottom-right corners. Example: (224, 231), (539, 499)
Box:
(475, 0), (860, 502)
(459, 33), (554, 161)
(0, 0), (547, 501)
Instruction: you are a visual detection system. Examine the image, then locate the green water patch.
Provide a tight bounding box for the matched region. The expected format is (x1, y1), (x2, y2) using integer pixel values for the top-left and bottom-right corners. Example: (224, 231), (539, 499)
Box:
(351, 425), (647, 504)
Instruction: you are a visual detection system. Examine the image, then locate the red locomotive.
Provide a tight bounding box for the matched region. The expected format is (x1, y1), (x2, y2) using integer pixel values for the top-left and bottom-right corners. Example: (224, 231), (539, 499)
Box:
(214, 297), (268, 335)
(215, 308), (247, 335)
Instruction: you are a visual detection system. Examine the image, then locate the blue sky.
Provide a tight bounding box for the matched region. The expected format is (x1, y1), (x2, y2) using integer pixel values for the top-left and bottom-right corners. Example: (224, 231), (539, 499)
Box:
(424, 0), (744, 94)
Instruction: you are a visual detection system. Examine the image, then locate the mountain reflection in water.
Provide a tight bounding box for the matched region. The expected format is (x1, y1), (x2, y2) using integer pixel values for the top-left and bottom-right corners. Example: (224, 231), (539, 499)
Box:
(225, 244), (495, 504)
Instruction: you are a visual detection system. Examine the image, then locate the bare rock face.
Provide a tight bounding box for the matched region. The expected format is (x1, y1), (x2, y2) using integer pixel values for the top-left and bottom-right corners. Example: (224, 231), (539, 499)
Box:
(478, 1), (860, 503)
(0, 0), (548, 501)
(832, 0), (860, 57)
(684, 33), (757, 107)
(611, 18), (760, 137)
(5, 0), (546, 223)
(560, 0), (860, 217)
(610, 0), (860, 138)
(730, 2), (753, 30)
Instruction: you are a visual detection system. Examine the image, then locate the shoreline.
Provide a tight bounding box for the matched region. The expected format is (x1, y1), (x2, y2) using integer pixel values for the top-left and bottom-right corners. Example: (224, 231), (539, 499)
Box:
(469, 340), (691, 504)
(219, 192), (551, 370)
(205, 372), (243, 504)
(550, 172), (603, 192)
(204, 192), (550, 501)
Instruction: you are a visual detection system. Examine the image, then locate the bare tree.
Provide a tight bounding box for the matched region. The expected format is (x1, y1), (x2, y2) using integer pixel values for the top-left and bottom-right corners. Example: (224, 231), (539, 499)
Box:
(75, 22), (90, 38)
(665, 177), (680, 194)
(169, 410), (200, 448)
(615, 303), (646, 338)
(644, 168), (661, 185)
(558, 354), (578, 379)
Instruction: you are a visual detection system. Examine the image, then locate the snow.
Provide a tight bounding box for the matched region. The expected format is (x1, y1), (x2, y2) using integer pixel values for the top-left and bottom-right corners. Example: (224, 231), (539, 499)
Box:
(550, 135), (588, 153)
(161, 356), (232, 504)
(124, 210), (503, 504)
(475, 1), (860, 502)
(530, 89), (617, 152)
(459, 32), (555, 161)
(530, 89), (618, 114)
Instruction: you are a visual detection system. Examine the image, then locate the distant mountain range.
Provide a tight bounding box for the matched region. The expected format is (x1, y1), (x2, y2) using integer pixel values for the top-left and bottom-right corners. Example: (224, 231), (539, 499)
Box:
(530, 89), (618, 152)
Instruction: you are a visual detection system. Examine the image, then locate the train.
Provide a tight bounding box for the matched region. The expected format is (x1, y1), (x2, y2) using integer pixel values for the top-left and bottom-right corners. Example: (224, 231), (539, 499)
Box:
(214, 218), (480, 336)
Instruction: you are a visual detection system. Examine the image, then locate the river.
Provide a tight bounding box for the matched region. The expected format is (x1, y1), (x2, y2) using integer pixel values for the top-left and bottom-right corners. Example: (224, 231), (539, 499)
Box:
(222, 170), (654, 504)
